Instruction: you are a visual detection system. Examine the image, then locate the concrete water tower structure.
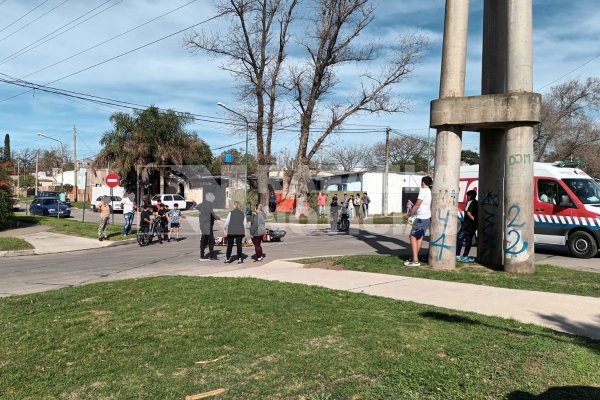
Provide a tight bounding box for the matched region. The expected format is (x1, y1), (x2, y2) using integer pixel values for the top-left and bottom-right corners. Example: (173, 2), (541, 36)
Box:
(429, 0), (541, 273)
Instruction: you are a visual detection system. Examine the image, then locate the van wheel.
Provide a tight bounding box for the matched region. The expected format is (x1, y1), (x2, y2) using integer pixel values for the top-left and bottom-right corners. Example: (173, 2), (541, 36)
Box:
(567, 231), (598, 259)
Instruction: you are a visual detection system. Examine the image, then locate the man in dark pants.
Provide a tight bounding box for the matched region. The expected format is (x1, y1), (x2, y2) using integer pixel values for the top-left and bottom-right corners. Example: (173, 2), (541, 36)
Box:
(456, 190), (478, 263)
(223, 201), (247, 264)
(199, 192), (220, 261)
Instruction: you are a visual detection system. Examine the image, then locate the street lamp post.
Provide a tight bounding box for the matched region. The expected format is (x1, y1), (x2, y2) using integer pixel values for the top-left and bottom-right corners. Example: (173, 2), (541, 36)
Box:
(217, 102), (250, 205)
(37, 133), (65, 218)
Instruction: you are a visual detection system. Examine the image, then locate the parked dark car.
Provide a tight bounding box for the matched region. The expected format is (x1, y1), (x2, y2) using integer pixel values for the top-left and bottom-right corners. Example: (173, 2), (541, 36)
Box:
(29, 197), (71, 217)
(34, 191), (72, 207)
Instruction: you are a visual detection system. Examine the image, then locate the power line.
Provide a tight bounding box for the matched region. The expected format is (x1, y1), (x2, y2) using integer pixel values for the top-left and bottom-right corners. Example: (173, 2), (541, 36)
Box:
(4, 0), (199, 82)
(0, 0), (49, 34)
(0, 11), (226, 104)
(0, 0), (69, 43)
(537, 52), (600, 91)
(0, 0), (119, 66)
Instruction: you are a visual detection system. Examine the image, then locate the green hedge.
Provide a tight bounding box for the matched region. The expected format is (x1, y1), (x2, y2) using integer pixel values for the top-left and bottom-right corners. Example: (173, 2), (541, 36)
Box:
(0, 190), (15, 231)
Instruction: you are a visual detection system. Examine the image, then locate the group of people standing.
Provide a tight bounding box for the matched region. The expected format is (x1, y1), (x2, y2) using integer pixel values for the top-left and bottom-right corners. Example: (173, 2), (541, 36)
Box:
(97, 194), (184, 243)
(198, 194), (266, 264)
(402, 176), (478, 267)
(317, 191), (371, 222)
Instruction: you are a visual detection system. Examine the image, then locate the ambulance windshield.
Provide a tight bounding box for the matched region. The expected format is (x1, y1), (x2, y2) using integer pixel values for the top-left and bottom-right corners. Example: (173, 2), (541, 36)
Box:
(563, 178), (600, 205)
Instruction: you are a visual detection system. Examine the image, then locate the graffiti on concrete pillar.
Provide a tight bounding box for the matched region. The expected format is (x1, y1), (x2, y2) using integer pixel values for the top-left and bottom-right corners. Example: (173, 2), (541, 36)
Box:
(430, 208), (453, 261)
(480, 191), (499, 259)
(508, 153), (532, 166)
(505, 204), (529, 256)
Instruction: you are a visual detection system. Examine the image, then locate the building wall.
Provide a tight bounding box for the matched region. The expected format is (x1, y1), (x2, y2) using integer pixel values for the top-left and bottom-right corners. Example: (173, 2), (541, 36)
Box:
(326, 172), (424, 215)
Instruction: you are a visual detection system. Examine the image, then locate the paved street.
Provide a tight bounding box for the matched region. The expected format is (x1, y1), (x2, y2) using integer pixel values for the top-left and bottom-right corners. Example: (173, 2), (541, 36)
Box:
(2, 209), (599, 297)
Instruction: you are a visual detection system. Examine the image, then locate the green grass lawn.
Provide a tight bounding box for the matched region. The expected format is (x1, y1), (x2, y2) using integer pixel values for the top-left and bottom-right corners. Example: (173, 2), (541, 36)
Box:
(0, 237), (34, 251)
(0, 277), (598, 399)
(15, 215), (135, 241)
(296, 255), (600, 298)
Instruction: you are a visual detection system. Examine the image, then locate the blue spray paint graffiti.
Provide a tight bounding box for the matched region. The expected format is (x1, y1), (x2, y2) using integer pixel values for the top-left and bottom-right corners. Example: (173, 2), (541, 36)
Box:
(480, 191), (499, 259)
(430, 208), (452, 260)
(505, 205), (529, 256)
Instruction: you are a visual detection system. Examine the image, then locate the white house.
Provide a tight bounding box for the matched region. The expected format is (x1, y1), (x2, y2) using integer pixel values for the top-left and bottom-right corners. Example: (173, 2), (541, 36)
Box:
(323, 171), (425, 215)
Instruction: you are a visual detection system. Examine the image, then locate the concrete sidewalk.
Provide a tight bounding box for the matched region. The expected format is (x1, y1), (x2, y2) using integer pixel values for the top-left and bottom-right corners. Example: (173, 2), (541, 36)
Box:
(0, 225), (133, 257)
(207, 260), (600, 340)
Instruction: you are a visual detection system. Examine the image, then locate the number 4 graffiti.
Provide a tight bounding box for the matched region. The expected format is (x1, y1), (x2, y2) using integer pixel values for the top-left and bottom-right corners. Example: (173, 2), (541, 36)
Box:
(431, 208), (453, 261)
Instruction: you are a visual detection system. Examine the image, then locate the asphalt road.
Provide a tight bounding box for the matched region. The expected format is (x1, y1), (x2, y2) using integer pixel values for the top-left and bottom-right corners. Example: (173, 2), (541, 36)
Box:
(2, 209), (598, 297)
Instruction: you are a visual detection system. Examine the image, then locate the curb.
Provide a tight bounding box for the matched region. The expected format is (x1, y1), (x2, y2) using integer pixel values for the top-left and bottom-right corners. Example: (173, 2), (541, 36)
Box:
(0, 238), (137, 257)
(1, 249), (36, 257)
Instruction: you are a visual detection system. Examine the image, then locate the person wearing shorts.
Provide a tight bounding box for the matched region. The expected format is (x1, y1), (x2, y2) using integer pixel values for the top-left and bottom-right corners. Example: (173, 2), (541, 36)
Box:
(167, 203), (185, 242)
(403, 176), (433, 267)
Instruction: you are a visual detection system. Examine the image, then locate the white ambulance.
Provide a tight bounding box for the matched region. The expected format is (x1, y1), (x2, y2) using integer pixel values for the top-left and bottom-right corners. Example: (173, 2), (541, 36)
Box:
(460, 162), (600, 258)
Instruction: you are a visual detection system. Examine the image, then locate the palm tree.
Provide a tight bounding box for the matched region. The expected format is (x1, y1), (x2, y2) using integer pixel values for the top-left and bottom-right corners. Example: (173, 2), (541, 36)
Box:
(94, 106), (212, 194)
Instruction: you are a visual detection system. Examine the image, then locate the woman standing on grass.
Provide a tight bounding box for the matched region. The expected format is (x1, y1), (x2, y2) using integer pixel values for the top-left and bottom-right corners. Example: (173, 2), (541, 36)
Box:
(250, 204), (267, 262)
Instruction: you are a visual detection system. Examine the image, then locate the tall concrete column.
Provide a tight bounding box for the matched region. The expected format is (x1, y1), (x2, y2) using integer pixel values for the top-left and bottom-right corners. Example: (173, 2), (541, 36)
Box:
(429, 0), (469, 270)
(504, 0), (535, 273)
(478, 0), (507, 269)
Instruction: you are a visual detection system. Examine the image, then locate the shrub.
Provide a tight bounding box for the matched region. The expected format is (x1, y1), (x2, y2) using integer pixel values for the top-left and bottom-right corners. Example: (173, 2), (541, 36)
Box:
(0, 190), (15, 231)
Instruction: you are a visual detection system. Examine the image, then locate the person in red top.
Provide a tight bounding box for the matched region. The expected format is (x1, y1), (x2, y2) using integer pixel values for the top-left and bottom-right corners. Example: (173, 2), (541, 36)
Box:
(317, 191), (327, 218)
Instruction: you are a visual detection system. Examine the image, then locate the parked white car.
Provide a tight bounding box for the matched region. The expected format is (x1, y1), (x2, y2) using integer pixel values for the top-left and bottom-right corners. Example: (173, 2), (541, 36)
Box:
(150, 194), (193, 210)
(92, 196), (123, 213)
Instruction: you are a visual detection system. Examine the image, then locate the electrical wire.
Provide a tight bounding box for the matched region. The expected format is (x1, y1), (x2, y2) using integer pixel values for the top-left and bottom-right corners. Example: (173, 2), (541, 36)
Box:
(0, 0), (69, 43)
(7, 0), (199, 82)
(537, 52), (600, 92)
(0, 0), (49, 34)
(0, 0), (118, 66)
(0, 11), (226, 104)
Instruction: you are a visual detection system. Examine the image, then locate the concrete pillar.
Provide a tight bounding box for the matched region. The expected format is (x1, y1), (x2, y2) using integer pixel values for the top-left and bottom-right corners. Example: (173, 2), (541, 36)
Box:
(429, 0), (469, 270)
(478, 0), (507, 268)
(504, 0), (535, 273)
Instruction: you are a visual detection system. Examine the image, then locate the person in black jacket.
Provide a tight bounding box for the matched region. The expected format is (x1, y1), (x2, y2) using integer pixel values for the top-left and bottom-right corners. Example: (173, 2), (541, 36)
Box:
(223, 201), (247, 264)
(456, 190), (478, 262)
(198, 192), (220, 261)
(329, 194), (339, 230)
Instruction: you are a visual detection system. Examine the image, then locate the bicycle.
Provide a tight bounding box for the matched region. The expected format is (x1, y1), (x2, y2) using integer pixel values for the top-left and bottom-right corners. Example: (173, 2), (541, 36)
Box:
(137, 218), (166, 246)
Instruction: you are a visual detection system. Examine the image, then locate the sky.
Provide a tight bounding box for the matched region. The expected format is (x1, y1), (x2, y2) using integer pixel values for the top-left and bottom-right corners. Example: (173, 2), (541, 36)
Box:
(1, 0), (599, 164)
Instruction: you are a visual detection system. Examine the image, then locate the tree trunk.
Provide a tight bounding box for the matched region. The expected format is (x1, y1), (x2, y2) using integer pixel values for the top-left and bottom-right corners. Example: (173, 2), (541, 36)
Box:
(292, 161), (311, 218)
(257, 163), (270, 213)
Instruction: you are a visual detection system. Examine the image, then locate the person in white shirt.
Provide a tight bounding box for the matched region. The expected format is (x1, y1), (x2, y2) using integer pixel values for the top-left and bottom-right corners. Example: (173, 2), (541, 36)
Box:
(121, 193), (136, 236)
(403, 176), (433, 267)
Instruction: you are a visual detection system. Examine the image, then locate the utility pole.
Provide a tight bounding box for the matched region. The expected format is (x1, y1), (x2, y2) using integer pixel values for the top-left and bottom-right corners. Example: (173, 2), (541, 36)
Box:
(16, 160), (20, 198)
(35, 150), (39, 196)
(73, 125), (78, 202)
(383, 127), (391, 216)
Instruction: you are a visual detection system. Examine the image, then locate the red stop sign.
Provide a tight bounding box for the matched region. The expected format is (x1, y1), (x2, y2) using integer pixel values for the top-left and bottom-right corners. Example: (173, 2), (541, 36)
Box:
(105, 173), (120, 188)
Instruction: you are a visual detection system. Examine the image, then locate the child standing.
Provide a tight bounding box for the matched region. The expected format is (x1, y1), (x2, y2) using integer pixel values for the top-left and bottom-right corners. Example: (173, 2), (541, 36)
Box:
(167, 203), (185, 242)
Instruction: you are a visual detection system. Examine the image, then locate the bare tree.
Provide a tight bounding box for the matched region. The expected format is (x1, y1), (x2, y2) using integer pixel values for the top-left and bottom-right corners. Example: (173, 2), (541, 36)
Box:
(285, 0), (427, 215)
(184, 0), (298, 211)
(327, 145), (366, 171)
(365, 134), (430, 172)
(535, 78), (600, 161)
